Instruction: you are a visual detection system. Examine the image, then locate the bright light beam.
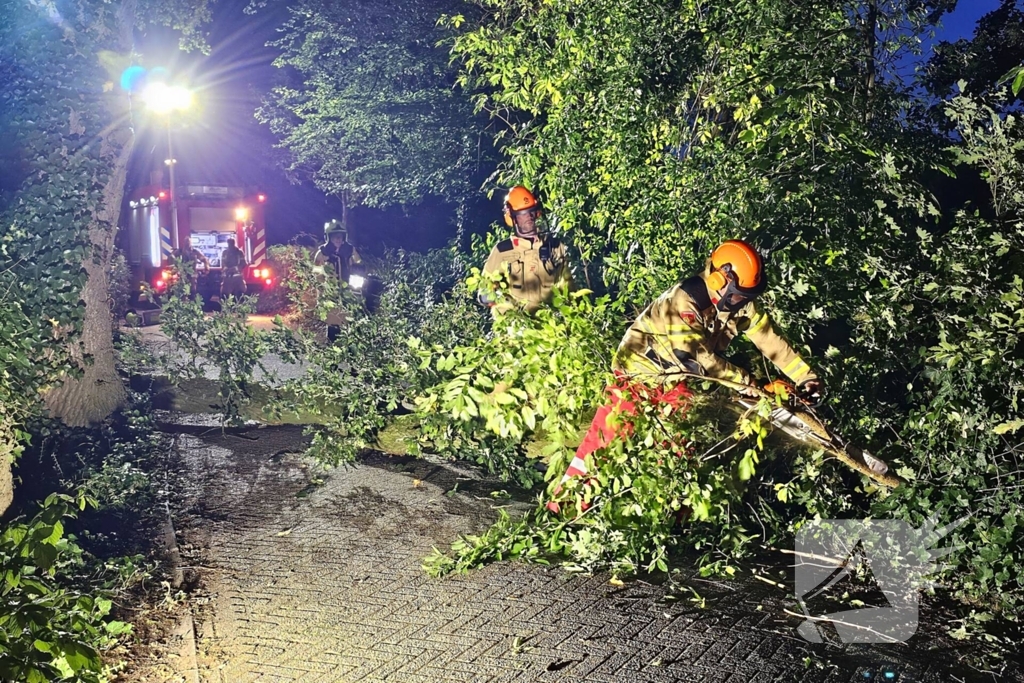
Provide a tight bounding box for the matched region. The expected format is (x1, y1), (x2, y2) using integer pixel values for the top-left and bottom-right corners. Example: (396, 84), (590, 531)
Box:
(141, 82), (193, 114)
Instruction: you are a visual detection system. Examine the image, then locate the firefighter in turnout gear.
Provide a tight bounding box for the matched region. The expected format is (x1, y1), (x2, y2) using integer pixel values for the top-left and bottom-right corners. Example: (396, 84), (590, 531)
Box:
(548, 239), (822, 511)
(315, 220), (362, 282)
(480, 186), (572, 315)
(614, 240), (821, 397)
(315, 220), (363, 342)
(220, 238), (248, 299)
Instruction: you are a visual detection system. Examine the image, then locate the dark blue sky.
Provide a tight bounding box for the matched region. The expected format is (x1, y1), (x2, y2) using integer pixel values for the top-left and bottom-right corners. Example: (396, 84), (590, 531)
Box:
(938, 0), (1003, 40)
(127, 0), (1009, 249)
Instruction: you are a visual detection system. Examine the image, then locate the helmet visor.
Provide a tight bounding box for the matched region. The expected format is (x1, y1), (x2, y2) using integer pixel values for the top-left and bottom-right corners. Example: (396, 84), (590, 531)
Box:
(510, 207), (540, 220)
(715, 266), (763, 312)
(510, 207), (541, 235)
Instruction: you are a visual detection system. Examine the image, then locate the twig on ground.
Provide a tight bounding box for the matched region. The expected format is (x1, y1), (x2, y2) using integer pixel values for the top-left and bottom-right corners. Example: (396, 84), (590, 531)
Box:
(774, 547), (846, 566)
(753, 574), (787, 590)
(689, 577), (738, 591)
(782, 608), (904, 644)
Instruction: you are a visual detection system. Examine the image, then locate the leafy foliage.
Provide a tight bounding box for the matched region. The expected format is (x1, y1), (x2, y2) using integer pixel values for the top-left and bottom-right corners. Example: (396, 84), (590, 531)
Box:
(0, 493), (129, 683)
(0, 395), (162, 683)
(874, 91), (1024, 615)
(158, 269), (301, 425)
(425, 390), (776, 578)
(410, 1), (1024, 641)
(284, 246), (488, 464)
(0, 0), (115, 443)
(258, 0), (495, 209)
(264, 242), (349, 335)
(413, 285), (616, 485)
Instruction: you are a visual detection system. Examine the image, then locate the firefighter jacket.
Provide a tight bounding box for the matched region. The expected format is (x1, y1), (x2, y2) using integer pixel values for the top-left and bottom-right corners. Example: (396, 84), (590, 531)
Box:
(481, 235), (572, 314)
(613, 273), (817, 387)
(222, 246), (246, 275)
(317, 241), (362, 282)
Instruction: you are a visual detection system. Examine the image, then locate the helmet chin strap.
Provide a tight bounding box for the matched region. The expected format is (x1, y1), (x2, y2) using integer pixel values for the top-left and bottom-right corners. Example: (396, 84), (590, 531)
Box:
(515, 227), (539, 239)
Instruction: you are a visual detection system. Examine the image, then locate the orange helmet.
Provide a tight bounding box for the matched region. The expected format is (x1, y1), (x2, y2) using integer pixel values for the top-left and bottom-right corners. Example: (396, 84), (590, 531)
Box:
(503, 185), (541, 227)
(706, 240), (766, 311)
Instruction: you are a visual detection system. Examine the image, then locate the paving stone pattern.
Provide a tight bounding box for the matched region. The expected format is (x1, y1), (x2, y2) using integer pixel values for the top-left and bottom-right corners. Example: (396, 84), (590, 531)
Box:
(169, 423), (999, 683)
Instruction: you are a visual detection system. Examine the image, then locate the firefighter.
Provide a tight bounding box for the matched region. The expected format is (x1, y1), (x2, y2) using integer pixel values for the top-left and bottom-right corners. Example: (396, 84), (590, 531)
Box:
(614, 239), (822, 396)
(551, 239), (823, 505)
(220, 238), (248, 299)
(176, 242), (210, 272)
(173, 243), (209, 297)
(479, 186), (572, 315)
(314, 220), (362, 342)
(315, 220), (362, 281)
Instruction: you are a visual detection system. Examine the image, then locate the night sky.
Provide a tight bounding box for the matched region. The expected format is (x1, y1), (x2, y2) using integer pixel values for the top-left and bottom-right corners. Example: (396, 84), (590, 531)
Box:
(125, 0), (1003, 253)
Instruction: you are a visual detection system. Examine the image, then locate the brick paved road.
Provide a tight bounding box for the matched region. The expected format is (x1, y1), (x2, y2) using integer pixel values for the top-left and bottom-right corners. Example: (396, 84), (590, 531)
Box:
(166, 421), (1007, 683)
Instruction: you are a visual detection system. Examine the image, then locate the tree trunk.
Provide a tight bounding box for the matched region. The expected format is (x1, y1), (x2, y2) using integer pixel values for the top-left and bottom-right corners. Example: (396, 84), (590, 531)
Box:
(43, 0), (136, 427)
(44, 139), (133, 426)
(0, 419), (14, 515)
(863, 0), (878, 123)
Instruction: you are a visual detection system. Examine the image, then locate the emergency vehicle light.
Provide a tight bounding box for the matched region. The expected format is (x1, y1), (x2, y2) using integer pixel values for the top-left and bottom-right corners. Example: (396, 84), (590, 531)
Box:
(257, 194), (266, 203)
(158, 191), (167, 199)
(130, 201), (138, 208)
(235, 207), (248, 221)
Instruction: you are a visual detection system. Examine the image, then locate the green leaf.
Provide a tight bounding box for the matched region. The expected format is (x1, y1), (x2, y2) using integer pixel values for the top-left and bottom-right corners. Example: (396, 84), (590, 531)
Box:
(32, 542), (58, 571)
(104, 620), (133, 636)
(993, 420), (1024, 435)
(522, 406), (536, 431)
(95, 596), (113, 617)
(1013, 68), (1024, 96)
(26, 667), (50, 683)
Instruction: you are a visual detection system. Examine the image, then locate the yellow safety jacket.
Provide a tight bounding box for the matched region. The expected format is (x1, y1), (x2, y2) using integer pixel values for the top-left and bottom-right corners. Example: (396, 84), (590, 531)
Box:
(482, 235), (572, 314)
(613, 273), (817, 387)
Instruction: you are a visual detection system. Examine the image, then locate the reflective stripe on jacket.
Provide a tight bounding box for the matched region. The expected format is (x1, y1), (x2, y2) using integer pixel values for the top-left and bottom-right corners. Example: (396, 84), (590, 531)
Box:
(482, 235), (571, 314)
(613, 274), (817, 386)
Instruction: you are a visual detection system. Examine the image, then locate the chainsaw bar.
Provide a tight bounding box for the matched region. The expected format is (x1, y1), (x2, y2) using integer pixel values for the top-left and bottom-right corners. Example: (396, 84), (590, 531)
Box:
(735, 398), (901, 488)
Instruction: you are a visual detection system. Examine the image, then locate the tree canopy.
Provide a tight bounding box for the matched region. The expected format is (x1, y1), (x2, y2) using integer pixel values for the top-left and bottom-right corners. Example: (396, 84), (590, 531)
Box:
(258, 0), (497, 211)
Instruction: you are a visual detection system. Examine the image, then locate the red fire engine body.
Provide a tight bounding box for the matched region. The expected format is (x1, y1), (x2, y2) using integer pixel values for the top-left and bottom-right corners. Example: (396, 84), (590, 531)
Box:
(121, 184), (272, 300)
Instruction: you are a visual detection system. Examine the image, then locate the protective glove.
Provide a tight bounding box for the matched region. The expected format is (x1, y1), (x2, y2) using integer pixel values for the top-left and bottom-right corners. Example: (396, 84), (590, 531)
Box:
(763, 379), (793, 397)
(797, 379), (825, 407)
(737, 374), (761, 398)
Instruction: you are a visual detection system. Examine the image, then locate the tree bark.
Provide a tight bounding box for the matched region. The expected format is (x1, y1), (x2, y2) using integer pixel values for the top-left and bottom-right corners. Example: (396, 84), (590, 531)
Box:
(0, 419), (14, 515)
(44, 140), (133, 426)
(863, 0), (878, 123)
(43, 0), (136, 427)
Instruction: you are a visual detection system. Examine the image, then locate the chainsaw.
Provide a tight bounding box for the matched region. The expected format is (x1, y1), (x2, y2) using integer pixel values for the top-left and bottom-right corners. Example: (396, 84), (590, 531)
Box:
(732, 379), (900, 488)
(647, 371), (901, 488)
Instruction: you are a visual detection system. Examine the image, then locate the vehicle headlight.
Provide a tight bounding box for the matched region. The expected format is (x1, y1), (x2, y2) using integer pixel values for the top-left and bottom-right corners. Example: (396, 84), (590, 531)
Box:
(348, 274), (365, 290)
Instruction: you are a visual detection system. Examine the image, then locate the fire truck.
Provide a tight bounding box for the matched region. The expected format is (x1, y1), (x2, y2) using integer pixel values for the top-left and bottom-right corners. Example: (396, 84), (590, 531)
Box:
(121, 183), (273, 307)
